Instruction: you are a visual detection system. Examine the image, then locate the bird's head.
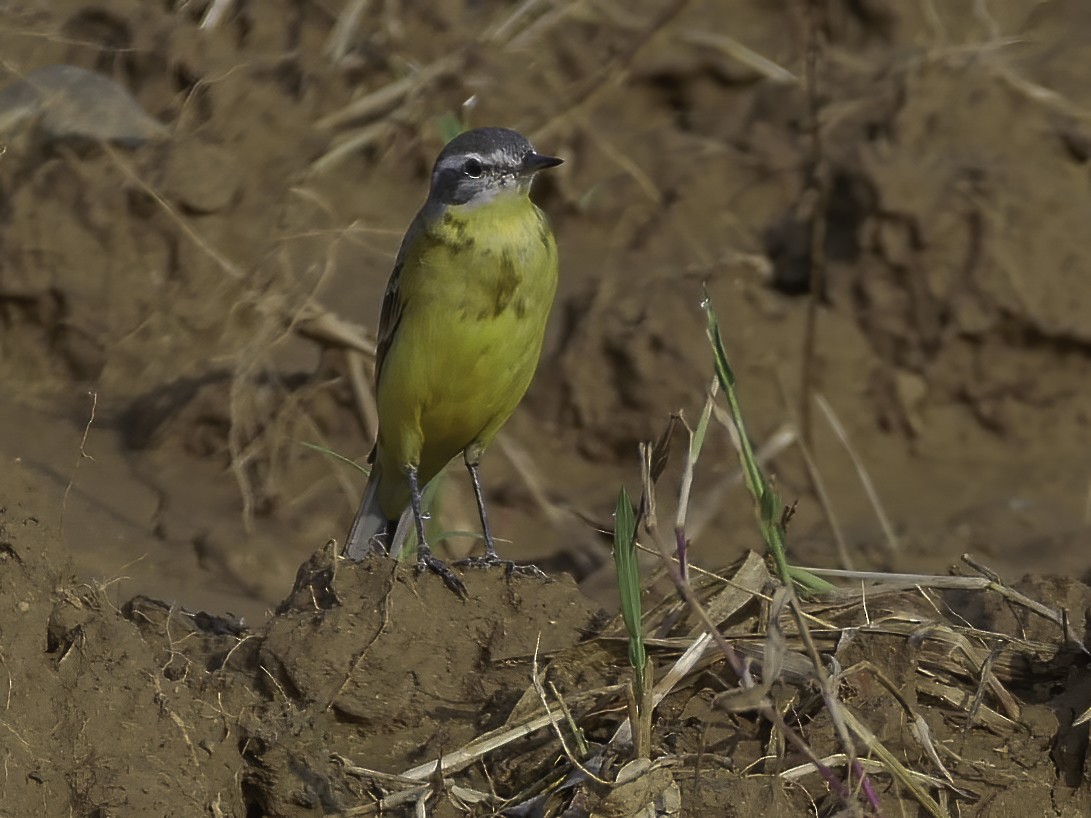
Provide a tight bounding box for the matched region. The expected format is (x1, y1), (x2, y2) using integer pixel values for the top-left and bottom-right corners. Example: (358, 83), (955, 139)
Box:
(427, 127), (562, 209)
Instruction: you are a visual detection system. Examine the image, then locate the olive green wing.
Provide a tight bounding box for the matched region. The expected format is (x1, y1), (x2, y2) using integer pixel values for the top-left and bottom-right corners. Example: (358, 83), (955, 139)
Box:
(373, 212), (425, 389)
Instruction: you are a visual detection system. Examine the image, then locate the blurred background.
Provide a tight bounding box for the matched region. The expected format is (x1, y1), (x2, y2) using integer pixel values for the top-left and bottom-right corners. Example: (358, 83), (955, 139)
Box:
(2, 0), (1089, 621)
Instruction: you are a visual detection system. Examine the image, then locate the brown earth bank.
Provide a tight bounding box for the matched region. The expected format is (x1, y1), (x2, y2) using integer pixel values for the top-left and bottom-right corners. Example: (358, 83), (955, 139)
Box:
(1, 0), (1090, 815)
(2, 501), (1090, 817)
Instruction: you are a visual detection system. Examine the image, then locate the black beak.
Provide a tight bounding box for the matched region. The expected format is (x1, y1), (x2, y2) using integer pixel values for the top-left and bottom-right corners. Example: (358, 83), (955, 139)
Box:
(521, 151), (563, 174)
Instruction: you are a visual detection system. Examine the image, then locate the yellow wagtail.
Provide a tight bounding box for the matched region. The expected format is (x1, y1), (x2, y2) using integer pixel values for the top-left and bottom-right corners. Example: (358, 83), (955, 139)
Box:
(344, 127), (562, 596)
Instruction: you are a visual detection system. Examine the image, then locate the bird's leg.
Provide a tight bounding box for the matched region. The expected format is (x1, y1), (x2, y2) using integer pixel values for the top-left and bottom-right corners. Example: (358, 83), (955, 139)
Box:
(466, 459), (499, 562)
(405, 465), (467, 599)
(456, 448), (547, 579)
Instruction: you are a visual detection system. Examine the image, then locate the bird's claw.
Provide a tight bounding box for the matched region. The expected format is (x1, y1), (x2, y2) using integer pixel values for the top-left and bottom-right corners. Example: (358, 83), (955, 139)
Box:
(417, 552), (468, 599)
(455, 553), (549, 581)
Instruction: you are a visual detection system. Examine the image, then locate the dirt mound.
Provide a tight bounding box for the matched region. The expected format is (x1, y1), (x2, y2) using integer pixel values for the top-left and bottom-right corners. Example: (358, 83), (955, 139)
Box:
(3, 501), (1089, 816)
(0, 507), (245, 815)
(0, 500), (604, 815)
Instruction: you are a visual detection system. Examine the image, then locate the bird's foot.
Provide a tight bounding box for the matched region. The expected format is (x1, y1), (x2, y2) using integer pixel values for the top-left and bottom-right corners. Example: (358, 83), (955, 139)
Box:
(455, 552), (549, 581)
(417, 550), (468, 599)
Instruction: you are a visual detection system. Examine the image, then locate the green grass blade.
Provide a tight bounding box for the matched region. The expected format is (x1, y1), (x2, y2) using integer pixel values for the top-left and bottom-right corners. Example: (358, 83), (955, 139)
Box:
(437, 113), (465, 143)
(613, 487), (646, 696)
(702, 292), (833, 595)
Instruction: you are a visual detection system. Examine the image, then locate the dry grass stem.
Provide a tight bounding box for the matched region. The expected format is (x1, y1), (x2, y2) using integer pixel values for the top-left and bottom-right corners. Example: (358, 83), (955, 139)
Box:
(534, 0), (695, 142)
(199, 0), (235, 30)
(289, 301), (377, 356)
(310, 121), (397, 175)
(316, 58), (460, 131)
(678, 29), (797, 82)
(104, 144), (244, 279)
(814, 393), (900, 553)
(794, 427), (854, 569)
(396, 683), (621, 782)
(776, 371), (854, 569)
(325, 0), (370, 63)
(60, 390), (97, 533)
(688, 416), (795, 541)
(497, 434), (568, 530)
(530, 635), (610, 783)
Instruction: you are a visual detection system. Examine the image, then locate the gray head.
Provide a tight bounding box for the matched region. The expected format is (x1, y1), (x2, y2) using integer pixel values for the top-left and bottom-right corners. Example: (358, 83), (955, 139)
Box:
(427, 127), (562, 208)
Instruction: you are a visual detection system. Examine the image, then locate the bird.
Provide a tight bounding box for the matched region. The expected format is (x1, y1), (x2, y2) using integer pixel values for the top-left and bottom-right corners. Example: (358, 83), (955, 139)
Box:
(344, 127), (562, 597)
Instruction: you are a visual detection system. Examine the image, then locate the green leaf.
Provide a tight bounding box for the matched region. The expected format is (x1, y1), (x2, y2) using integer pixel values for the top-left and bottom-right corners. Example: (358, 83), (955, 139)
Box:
(437, 113), (465, 144)
(703, 287), (736, 388)
(702, 293), (834, 595)
(613, 487), (646, 696)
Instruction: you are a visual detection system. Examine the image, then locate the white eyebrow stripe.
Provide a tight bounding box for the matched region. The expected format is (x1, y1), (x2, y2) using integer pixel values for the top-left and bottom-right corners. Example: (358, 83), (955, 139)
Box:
(436, 148), (511, 172)
(477, 148), (510, 166)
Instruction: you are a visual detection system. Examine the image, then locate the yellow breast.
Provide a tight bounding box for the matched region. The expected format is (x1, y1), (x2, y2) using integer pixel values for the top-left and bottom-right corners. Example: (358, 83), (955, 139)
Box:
(374, 192), (558, 516)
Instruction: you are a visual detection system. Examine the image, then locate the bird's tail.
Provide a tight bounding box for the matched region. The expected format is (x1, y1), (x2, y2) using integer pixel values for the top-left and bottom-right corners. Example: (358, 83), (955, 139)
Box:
(344, 461), (395, 560)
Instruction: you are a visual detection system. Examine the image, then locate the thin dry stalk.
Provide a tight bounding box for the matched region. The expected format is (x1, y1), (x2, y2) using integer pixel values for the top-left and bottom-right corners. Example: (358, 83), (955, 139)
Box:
(802, 568), (991, 589)
(583, 124), (662, 204)
(688, 414), (795, 541)
(496, 434), (569, 530)
(104, 144), (244, 279)
(960, 555), (1085, 646)
(60, 390), (97, 533)
(687, 550), (771, 636)
(838, 707), (950, 818)
(396, 684), (620, 782)
(530, 635), (609, 783)
(316, 57), (460, 131)
(781, 752), (969, 798)
(674, 381), (718, 571)
(325, 0), (370, 63)
(814, 393), (900, 553)
(484, 0), (552, 44)
(504, 3), (573, 51)
(311, 121), (396, 175)
(289, 301), (377, 356)
(1074, 705), (1091, 726)
(200, 0), (235, 29)
(776, 370), (853, 569)
(915, 678), (1013, 732)
(534, 0), (695, 142)
(642, 529), (856, 804)
(678, 29), (797, 82)
(283, 298), (380, 441)
(778, 583), (870, 804)
(837, 659), (958, 784)
(344, 348), (379, 442)
(794, 429), (854, 569)
(798, 0), (828, 446)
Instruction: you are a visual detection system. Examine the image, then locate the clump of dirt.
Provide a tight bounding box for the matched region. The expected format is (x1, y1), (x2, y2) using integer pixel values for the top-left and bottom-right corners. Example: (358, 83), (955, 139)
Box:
(3, 499), (1089, 817)
(0, 499), (607, 815)
(0, 507), (249, 815)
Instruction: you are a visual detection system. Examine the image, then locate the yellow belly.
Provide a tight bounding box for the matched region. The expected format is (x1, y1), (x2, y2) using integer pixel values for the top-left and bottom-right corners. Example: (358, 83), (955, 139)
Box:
(373, 196), (557, 518)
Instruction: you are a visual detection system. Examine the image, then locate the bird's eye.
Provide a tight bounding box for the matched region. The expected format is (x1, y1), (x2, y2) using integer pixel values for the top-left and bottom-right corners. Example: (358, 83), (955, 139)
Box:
(462, 158), (483, 178)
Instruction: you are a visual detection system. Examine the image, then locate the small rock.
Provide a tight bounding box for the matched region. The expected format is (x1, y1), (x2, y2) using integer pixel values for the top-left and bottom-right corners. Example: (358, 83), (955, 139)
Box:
(0, 64), (166, 147)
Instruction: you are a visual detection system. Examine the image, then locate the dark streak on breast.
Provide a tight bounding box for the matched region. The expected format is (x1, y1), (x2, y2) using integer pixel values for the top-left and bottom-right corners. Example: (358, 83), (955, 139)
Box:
(476, 251), (522, 320)
(441, 210), (475, 251)
(492, 252), (522, 317)
(535, 209), (554, 256)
